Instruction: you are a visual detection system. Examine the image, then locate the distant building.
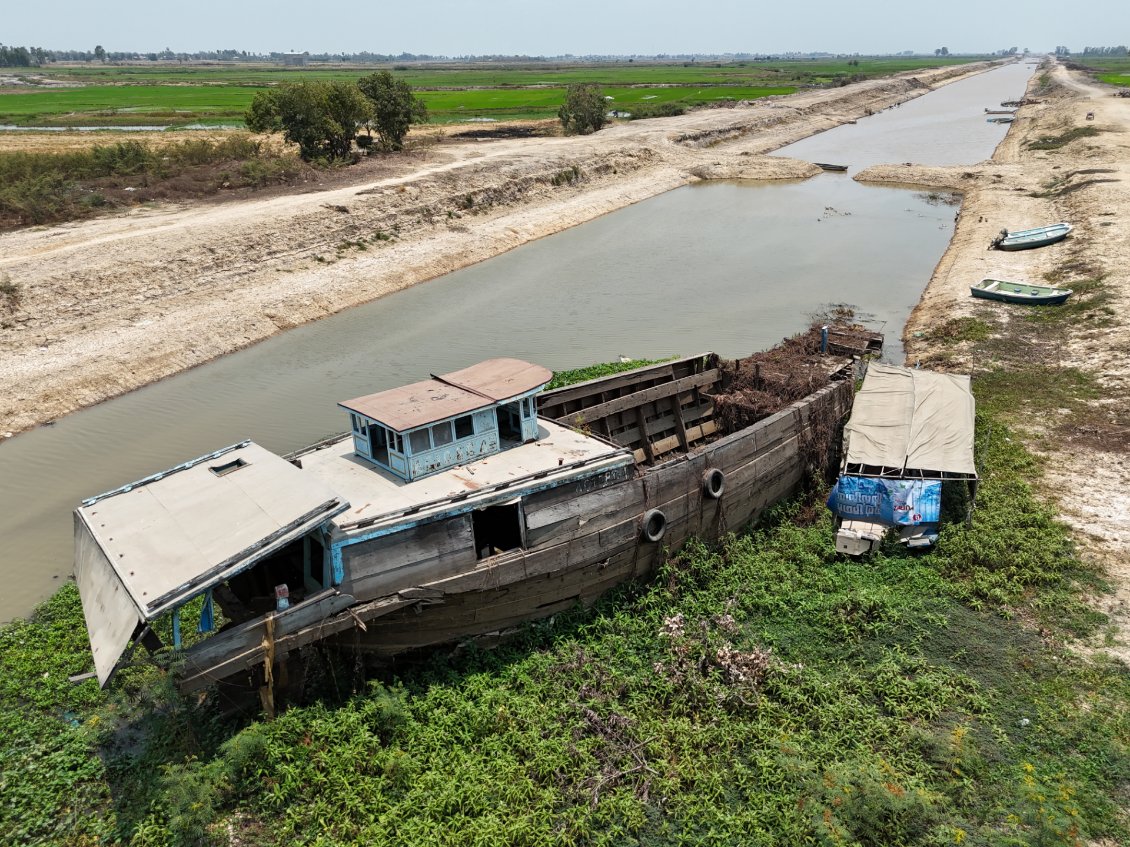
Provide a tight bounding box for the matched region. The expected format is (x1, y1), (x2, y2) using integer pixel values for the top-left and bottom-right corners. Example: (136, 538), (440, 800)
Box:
(281, 52), (308, 66)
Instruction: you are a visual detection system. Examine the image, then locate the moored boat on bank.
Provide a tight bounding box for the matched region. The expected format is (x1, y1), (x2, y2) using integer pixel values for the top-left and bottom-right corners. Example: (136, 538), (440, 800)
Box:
(970, 278), (1073, 305)
(991, 222), (1073, 251)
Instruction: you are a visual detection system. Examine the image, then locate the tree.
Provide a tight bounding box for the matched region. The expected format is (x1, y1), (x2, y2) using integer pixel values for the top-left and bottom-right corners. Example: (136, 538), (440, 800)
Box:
(93, 45), (105, 63)
(245, 81), (370, 161)
(558, 83), (607, 135)
(356, 71), (428, 151)
(934, 47), (949, 57)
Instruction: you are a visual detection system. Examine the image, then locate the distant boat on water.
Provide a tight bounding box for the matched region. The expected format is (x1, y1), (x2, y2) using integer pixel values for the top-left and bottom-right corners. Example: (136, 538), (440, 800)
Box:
(814, 163), (849, 172)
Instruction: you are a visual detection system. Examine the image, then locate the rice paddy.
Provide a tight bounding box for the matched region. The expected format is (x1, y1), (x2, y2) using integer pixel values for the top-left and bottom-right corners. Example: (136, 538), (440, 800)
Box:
(0, 57), (978, 127)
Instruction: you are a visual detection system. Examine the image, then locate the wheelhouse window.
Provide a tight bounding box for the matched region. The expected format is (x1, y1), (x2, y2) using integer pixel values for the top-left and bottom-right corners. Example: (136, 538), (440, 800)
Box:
(431, 421), (454, 447)
(454, 415), (475, 439)
(409, 428), (431, 454)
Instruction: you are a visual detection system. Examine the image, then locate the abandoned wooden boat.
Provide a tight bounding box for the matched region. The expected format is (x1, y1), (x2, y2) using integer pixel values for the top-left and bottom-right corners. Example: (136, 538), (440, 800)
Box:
(984, 109), (1016, 115)
(991, 222), (1073, 251)
(986, 116), (1015, 124)
(971, 278), (1073, 305)
(74, 341), (873, 694)
(815, 163), (849, 172)
(828, 363), (978, 556)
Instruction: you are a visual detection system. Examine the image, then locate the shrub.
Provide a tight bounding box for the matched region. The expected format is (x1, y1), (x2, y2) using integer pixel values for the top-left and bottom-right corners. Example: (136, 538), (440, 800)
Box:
(558, 83), (608, 135)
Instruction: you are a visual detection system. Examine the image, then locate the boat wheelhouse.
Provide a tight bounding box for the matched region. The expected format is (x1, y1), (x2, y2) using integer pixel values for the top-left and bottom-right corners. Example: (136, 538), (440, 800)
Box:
(338, 359), (550, 481)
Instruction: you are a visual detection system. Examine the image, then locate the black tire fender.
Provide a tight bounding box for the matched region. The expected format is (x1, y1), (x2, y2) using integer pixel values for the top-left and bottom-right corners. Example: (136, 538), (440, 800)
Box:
(641, 509), (667, 543)
(703, 468), (725, 499)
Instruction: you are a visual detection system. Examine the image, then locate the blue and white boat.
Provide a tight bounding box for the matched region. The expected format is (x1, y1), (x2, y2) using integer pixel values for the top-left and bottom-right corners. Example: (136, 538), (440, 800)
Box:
(992, 222), (1073, 251)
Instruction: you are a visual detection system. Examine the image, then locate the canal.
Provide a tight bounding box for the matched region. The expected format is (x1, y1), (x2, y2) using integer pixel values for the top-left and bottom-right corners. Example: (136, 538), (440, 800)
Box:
(0, 62), (1032, 620)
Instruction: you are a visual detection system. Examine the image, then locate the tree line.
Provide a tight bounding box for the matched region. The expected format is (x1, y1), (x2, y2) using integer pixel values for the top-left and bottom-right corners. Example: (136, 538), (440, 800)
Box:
(0, 45), (50, 67)
(246, 75), (610, 163)
(1081, 46), (1129, 56)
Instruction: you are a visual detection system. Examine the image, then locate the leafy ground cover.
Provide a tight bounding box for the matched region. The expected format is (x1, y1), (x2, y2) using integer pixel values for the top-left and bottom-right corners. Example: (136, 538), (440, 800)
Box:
(1, 356), (1126, 846)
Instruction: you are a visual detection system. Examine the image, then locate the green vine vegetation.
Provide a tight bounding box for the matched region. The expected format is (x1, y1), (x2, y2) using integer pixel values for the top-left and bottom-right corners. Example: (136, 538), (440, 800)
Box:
(1, 369), (1127, 846)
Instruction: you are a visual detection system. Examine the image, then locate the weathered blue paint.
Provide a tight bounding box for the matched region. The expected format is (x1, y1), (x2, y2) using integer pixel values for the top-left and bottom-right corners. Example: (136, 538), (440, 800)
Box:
(328, 462), (632, 557)
(347, 389), (549, 483)
(172, 607), (182, 650)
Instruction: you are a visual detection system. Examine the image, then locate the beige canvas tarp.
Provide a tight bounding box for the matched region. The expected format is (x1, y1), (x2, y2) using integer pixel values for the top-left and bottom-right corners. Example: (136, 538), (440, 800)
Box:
(843, 363), (976, 477)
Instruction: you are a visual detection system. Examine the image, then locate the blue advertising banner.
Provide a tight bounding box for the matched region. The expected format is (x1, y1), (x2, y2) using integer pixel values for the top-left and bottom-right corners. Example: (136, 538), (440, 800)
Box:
(827, 477), (942, 526)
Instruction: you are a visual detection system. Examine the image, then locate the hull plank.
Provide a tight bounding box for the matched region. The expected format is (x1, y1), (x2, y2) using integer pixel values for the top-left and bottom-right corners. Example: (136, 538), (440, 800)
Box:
(339, 514), (477, 601)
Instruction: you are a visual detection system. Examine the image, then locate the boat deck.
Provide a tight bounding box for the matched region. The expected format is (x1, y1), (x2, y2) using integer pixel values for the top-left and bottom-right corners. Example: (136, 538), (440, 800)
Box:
(298, 420), (633, 536)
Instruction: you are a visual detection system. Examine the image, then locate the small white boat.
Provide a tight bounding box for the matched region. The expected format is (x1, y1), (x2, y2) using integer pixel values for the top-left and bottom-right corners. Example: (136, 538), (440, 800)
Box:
(992, 222), (1073, 251)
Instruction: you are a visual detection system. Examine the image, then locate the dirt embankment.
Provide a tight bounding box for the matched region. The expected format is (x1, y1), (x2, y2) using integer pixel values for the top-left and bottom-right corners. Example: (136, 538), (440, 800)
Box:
(0, 62), (992, 437)
(859, 64), (1130, 660)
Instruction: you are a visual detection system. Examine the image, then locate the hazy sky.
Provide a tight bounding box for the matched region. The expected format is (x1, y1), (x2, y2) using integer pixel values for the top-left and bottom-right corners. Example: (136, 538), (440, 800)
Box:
(3, 1), (1122, 56)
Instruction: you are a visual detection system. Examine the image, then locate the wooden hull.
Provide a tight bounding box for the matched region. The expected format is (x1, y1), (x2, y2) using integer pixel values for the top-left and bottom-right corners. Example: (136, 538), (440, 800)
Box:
(177, 359), (855, 693)
(331, 379), (852, 656)
(815, 163), (849, 172)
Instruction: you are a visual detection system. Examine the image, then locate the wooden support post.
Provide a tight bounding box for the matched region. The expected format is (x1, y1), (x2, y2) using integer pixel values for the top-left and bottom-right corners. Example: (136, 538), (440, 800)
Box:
(670, 396), (691, 453)
(692, 387), (709, 441)
(259, 615), (276, 720)
(634, 405), (655, 463)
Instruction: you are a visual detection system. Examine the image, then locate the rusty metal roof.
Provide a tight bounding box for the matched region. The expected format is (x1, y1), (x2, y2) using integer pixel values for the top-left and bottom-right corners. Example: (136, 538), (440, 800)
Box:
(439, 358), (553, 402)
(339, 380), (490, 432)
(339, 359), (552, 432)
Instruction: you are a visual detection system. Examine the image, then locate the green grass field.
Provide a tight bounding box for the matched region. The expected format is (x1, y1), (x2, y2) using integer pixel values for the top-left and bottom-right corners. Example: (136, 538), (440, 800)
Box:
(1071, 57), (1130, 87)
(31, 57), (976, 87)
(0, 57), (979, 127)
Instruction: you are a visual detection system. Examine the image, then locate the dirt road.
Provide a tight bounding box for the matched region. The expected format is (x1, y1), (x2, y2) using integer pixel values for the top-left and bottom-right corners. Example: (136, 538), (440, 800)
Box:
(0, 62), (989, 436)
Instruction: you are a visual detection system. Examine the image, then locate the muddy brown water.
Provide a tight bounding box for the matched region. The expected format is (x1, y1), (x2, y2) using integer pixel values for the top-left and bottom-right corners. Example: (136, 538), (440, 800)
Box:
(0, 63), (1031, 621)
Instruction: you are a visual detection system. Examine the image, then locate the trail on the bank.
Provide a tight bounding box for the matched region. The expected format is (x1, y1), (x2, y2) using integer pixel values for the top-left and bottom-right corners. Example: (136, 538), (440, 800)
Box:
(0, 63), (988, 436)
